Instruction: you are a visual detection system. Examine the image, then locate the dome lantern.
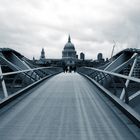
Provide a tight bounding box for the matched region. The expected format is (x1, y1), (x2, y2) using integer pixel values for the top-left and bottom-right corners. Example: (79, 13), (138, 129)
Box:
(64, 35), (75, 50)
(68, 35), (71, 43)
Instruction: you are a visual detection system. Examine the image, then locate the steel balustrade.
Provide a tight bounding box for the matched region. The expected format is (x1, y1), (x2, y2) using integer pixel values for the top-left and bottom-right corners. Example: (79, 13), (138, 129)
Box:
(0, 66), (62, 100)
(78, 67), (140, 104)
(77, 66), (140, 127)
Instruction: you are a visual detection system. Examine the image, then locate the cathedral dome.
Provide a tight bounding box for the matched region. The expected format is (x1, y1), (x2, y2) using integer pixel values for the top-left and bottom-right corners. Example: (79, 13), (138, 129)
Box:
(62, 35), (77, 60)
(64, 35), (75, 50)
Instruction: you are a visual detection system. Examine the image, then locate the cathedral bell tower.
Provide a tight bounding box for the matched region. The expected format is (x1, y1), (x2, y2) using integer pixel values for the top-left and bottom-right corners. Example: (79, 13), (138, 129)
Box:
(40, 48), (45, 60)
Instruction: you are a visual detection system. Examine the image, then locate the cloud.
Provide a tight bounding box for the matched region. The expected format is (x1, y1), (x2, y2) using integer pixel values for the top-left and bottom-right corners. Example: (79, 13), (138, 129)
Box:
(0, 0), (139, 59)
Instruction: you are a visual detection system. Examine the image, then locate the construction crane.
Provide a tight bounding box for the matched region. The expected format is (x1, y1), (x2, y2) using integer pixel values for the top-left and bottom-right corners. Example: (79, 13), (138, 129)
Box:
(111, 40), (116, 58)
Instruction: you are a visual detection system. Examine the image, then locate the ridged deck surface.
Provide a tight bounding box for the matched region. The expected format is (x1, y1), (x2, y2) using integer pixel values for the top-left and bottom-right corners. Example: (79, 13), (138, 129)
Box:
(0, 73), (138, 140)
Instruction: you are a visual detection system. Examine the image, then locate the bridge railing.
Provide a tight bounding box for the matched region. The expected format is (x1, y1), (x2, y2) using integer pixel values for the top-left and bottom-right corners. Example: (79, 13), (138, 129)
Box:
(0, 66), (62, 101)
(77, 67), (140, 127)
(77, 67), (140, 104)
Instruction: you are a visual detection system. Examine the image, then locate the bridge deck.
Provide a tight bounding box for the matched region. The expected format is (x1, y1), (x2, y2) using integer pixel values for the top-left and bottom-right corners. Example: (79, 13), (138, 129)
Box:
(0, 73), (138, 140)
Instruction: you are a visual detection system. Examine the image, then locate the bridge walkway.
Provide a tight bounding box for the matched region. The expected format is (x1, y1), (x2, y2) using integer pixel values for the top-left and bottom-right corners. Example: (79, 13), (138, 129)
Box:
(0, 73), (138, 140)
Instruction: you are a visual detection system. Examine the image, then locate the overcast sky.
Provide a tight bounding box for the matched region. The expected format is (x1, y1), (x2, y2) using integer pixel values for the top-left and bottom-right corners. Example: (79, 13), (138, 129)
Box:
(0, 0), (140, 59)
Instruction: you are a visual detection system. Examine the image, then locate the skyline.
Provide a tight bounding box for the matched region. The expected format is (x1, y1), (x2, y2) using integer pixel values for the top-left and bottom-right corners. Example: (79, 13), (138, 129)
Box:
(0, 0), (140, 59)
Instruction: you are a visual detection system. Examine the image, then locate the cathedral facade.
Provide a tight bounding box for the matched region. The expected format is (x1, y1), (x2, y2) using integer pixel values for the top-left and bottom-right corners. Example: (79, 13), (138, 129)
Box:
(62, 35), (77, 67)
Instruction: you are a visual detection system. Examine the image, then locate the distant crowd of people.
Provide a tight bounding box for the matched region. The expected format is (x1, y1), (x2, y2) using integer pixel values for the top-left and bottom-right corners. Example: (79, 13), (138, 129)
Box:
(63, 66), (76, 73)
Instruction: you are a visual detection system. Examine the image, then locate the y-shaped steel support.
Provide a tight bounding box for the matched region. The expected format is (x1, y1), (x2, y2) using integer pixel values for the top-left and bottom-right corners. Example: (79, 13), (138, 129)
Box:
(0, 66), (8, 98)
(120, 57), (137, 101)
(119, 78), (129, 104)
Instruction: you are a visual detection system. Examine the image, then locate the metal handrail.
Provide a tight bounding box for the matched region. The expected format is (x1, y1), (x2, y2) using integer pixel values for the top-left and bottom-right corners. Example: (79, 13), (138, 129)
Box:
(83, 67), (140, 83)
(0, 66), (62, 99)
(78, 66), (140, 127)
(78, 67), (140, 103)
(0, 66), (60, 77)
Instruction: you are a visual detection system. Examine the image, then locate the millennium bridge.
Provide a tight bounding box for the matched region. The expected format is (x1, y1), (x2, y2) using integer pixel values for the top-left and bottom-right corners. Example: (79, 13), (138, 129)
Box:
(0, 48), (140, 140)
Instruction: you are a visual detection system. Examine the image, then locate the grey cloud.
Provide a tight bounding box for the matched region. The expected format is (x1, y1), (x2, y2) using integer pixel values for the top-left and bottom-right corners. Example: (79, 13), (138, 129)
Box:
(0, 0), (139, 59)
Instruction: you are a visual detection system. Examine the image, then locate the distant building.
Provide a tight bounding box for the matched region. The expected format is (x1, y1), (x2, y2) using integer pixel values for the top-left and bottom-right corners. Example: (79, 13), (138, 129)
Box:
(97, 53), (102, 61)
(40, 48), (45, 60)
(33, 56), (35, 61)
(80, 52), (85, 60)
(62, 35), (77, 67)
(97, 53), (104, 62)
(37, 48), (47, 65)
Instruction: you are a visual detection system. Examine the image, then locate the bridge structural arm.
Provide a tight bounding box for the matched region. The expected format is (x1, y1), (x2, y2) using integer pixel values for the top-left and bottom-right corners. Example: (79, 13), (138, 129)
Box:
(120, 57), (138, 101)
(0, 66), (8, 98)
(112, 53), (138, 73)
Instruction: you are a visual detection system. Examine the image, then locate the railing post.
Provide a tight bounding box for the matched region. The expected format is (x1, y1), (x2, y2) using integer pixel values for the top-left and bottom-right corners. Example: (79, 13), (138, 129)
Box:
(0, 66), (8, 98)
(120, 57), (137, 101)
